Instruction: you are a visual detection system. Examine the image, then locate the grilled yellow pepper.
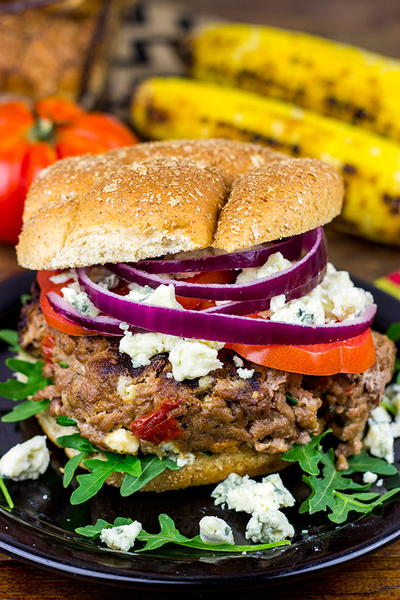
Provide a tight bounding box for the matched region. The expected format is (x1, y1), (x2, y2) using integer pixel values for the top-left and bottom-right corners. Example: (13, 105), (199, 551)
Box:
(132, 77), (400, 247)
(189, 22), (400, 143)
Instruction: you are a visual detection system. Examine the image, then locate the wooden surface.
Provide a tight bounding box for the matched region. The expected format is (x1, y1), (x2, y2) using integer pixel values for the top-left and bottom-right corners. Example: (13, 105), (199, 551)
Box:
(0, 0), (400, 597)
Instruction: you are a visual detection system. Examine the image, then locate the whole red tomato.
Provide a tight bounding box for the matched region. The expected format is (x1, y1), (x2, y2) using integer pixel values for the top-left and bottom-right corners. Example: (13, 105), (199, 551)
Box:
(0, 97), (137, 244)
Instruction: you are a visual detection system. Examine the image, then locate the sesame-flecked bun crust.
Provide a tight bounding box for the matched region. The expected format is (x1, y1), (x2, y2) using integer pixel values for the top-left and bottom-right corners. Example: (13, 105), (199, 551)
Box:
(17, 139), (343, 270)
(37, 411), (287, 492)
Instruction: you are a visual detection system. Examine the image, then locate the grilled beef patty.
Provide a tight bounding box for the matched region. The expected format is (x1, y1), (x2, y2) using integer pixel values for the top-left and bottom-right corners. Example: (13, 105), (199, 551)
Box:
(19, 298), (395, 465)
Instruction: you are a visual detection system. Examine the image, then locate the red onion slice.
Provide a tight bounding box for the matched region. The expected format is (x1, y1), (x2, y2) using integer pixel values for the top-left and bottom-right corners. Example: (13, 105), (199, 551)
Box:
(110, 228), (326, 301)
(77, 268), (376, 345)
(205, 269), (327, 315)
(135, 235), (302, 273)
(47, 292), (142, 337)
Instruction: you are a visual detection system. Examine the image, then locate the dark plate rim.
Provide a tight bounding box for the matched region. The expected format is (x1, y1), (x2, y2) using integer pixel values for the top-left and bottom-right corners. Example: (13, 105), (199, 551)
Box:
(1, 514), (400, 590)
(0, 271), (399, 590)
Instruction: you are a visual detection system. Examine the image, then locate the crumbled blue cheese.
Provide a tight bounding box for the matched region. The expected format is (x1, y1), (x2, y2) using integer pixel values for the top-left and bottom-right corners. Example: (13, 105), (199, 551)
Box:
(265, 473), (297, 507)
(363, 406), (394, 463)
(225, 332), (256, 375)
(245, 510), (295, 543)
(237, 367), (255, 379)
(61, 282), (100, 317)
(127, 283), (182, 309)
(119, 283), (223, 381)
(157, 442), (195, 467)
(126, 283), (155, 303)
(383, 383), (400, 437)
(233, 355), (244, 368)
(236, 252), (292, 284)
(199, 516), (234, 545)
(119, 331), (223, 381)
(100, 521), (142, 552)
(269, 263), (373, 325)
(363, 471), (378, 484)
(270, 290), (325, 325)
(0, 436), (50, 481)
(103, 429), (140, 454)
(97, 273), (119, 290)
(168, 339), (223, 381)
(119, 332), (176, 369)
(385, 383), (400, 414)
(211, 472), (295, 514)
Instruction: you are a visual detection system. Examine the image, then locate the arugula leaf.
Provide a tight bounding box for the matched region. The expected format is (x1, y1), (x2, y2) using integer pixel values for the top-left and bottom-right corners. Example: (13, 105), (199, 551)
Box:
(120, 455), (181, 497)
(56, 416), (77, 427)
(136, 514), (290, 554)
(282, 430), (331, 475)
(2, 399), (50, 422)
(298, 446), (400, 523)
(395, 358), (400, 371)
(56, 433), (97, 454)
(76, 514), (291, 554)
(58, 362), (69, 368)
(382, 400), (398, 417)
(136, 514), (190, 552)
(301, 449), (366, 515)
(63, 452), (88, 488)
(387, 322), (400, 342)
(345, 451), (398, 476)
(70, 453), (142, 505)
(76, 517), (133, 538)
(0, 353), (51, 422)
(0, 477), (14, 510)
(329, 489), (400, 524)
(0, 329), (20, 353)
(0, 359), (51, 401)
(57, 434), (181, 504)
(20, 293), (32, 306)
(386, 321), (400, 342)
(6, 358), (38, 377)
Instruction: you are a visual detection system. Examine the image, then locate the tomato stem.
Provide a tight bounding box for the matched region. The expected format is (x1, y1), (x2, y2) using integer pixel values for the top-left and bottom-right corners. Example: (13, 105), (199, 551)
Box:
(28, 118), (55, 143)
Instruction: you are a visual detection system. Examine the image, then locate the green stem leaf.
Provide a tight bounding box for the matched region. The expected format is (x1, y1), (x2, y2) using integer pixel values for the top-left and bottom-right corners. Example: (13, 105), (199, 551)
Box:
(0, 477), (13, 510)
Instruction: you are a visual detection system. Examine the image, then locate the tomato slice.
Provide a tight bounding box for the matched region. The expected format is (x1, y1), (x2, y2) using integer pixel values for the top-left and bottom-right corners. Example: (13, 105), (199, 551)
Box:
(37, 271), (100, 336)
(176, 270), (233, 311)
(226, 329), (376, 376)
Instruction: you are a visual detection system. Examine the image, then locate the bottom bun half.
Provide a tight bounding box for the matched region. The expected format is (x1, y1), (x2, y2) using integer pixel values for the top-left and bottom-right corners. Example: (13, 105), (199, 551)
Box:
(37, 411), (287, 492)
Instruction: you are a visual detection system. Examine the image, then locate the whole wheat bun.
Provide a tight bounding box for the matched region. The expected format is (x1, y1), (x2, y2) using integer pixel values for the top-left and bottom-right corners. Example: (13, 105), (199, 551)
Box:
(37, 411), (286, 492)
(17, 139), (343, 270)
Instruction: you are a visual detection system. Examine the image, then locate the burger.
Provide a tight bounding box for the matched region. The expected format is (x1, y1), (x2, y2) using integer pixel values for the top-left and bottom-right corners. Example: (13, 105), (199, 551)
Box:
(16, 139), (396, 493)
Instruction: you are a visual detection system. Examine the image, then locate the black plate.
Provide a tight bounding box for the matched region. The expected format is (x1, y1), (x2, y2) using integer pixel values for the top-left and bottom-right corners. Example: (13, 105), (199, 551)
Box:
(0, 272), (399, 591)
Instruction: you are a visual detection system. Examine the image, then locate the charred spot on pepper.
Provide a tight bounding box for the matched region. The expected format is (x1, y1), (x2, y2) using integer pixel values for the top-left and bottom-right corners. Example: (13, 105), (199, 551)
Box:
(145, 101), (169, 124)
(342, 164), (358, 175)
(291, 144), (301, 156)
(383, 194), (400, 215)
(353, 107), (375, 123)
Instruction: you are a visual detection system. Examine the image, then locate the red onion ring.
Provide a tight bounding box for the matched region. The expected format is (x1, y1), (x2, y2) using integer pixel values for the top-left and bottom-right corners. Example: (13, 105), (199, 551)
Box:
(76, 268), (376, 345)
(47, 292), (142, 337)
(205, 269), (326, 315)
(135, 235), (302, 273)
(110, 228), (326, 301)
